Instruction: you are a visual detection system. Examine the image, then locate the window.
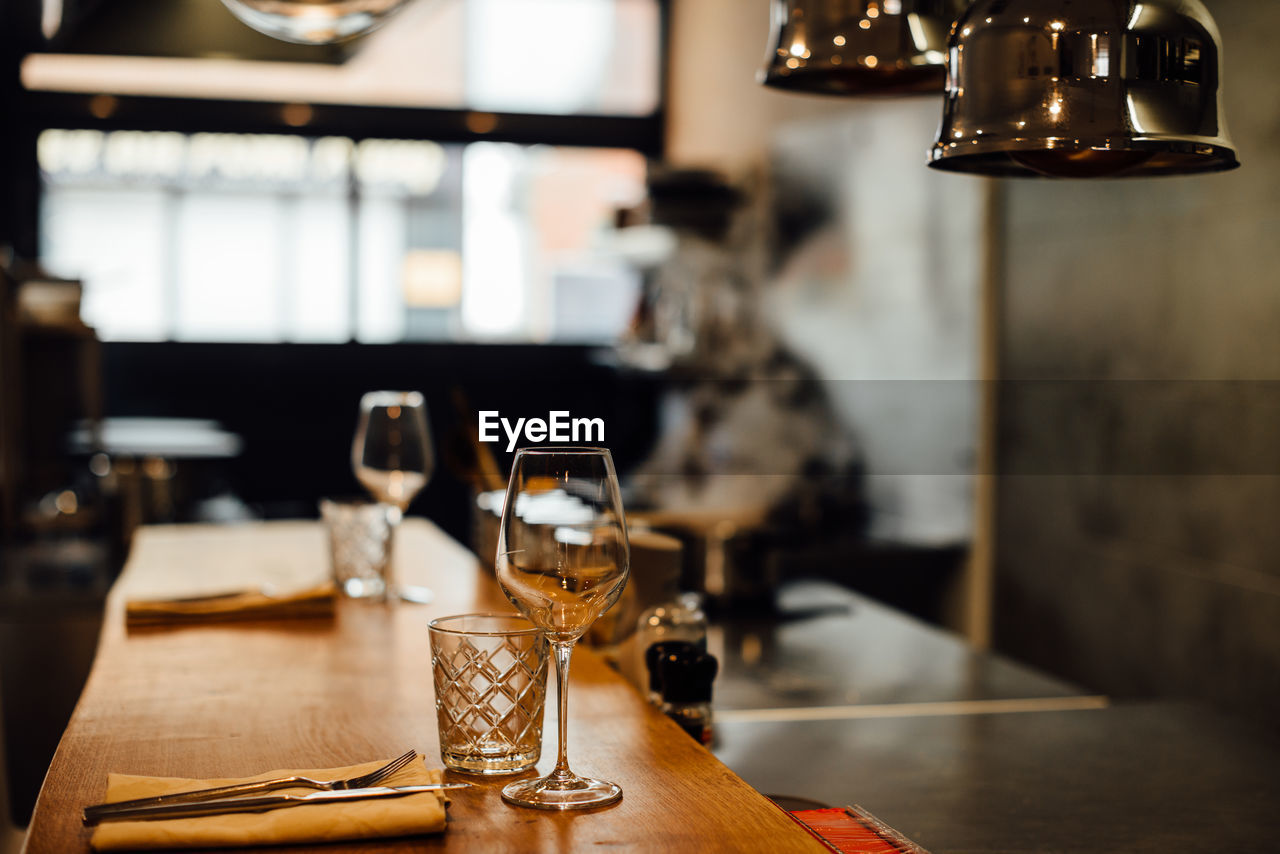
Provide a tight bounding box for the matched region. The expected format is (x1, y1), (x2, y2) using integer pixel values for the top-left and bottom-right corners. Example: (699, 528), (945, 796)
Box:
(39, 130), (647, 343)
(24, 0), (663, 344)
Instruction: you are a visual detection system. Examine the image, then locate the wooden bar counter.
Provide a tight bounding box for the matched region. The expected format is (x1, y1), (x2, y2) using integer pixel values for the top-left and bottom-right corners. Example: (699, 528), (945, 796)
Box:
(25, 520), (823, 853)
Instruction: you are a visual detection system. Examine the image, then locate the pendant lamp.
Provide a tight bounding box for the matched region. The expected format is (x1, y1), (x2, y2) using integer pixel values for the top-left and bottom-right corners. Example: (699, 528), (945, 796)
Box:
(928, 0), (1239, 177)
(220, 0), (412, 45)
(761, 0), (967, 95)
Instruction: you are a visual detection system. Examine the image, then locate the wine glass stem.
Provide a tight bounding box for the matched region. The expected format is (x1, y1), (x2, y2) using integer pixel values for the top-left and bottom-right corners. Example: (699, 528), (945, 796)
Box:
(549, 639), (576, 785)
(380, 502), (401, 596)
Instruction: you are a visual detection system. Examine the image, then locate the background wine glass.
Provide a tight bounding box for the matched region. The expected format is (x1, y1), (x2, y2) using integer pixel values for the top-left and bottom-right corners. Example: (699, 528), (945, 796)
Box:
(495, 447), (630, 810)
(351, 390), (434, 604)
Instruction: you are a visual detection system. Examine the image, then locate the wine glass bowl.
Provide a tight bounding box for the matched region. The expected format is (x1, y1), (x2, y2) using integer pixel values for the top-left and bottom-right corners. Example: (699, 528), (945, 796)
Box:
(352, 390), (432, 514)
(495, 447), (630, 809)
(351, 391), (434, 603)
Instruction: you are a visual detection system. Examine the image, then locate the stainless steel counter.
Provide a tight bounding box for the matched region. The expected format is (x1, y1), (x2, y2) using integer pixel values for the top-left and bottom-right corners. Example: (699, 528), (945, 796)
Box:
(707, 582), (1279, 853)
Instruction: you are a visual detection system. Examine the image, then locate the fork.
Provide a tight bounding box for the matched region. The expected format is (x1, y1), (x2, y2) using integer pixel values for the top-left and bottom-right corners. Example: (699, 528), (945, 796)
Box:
(82, 750), (418, 822)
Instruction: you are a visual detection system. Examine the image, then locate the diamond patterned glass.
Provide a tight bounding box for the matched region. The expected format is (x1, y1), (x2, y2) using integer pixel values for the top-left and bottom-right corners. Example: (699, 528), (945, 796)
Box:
(429, 613), (549, 774)
(320, 499), (393, 600)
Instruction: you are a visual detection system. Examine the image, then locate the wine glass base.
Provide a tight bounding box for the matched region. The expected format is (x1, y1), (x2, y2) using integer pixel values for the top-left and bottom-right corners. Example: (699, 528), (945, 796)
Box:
(395, 584), (434, 605)
(500, 775), (622, 810)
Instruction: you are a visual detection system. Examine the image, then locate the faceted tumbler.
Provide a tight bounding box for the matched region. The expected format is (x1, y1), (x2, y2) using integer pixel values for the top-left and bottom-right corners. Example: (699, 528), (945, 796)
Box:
(428, 613), (549, 774)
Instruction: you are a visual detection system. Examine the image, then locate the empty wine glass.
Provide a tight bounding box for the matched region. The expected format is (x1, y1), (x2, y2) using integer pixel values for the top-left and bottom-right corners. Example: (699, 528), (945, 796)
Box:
(351, 390), (434, 604)
(495, 447), (630, 809)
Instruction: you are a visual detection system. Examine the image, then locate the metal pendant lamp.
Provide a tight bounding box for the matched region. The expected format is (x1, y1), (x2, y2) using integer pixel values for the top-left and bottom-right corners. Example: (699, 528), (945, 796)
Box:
(761, 0), (968, 96)
(928, 0), (1239, 177)
(220, 0), (412, 45)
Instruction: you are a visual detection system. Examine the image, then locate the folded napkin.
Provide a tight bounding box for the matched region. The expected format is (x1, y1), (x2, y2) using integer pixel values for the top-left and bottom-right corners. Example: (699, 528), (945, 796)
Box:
(90, 754), (448, 851)
(125, 584), (336, 627)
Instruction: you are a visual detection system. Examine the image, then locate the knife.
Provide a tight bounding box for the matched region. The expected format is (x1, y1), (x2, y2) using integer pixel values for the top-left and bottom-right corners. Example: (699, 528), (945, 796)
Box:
(83, 784), (471, 825)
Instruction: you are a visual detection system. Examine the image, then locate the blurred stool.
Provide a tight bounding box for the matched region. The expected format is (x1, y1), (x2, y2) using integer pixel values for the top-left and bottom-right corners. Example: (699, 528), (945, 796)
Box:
(630, 507), (771, 608)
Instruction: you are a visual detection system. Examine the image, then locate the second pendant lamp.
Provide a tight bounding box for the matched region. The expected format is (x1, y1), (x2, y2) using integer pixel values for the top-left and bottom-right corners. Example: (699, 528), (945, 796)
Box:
(761, 0), (967, 95)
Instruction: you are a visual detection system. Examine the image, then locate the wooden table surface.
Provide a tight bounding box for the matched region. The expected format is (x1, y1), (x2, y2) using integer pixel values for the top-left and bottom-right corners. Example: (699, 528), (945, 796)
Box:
(24, 520), (823, 853)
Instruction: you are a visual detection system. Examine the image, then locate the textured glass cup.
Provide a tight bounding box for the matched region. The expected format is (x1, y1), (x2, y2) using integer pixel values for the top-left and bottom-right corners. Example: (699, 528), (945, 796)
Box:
(429, 613), (550, 775)
(320, 499), (393, 600)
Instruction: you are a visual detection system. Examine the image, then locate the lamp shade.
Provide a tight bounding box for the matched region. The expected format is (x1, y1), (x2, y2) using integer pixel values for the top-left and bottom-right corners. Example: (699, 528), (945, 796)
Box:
(760, 0), (967, 96)
(220, 0), (412, 45)
(928, 0), (1239, 177)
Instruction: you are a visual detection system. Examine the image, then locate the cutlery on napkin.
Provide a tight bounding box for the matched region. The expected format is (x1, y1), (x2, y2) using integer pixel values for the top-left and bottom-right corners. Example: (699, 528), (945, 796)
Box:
(88, 754), (452, 850)
(86, 784), (471, 824)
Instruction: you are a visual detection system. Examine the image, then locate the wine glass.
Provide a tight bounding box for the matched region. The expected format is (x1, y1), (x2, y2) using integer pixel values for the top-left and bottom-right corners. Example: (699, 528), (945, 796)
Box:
(351, 390), (434, 604)
(494, 447), (630, 810)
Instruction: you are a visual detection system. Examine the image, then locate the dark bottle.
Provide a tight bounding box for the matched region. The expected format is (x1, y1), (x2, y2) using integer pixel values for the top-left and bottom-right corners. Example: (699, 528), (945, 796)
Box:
(659, 648), (719, 746)
(644, 640), (699, 706)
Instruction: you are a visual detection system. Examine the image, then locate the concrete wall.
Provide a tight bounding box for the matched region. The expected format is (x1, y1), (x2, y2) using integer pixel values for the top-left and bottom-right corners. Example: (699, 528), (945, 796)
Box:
(993, 0), (1280, 726)
(666, 0), (850, 173)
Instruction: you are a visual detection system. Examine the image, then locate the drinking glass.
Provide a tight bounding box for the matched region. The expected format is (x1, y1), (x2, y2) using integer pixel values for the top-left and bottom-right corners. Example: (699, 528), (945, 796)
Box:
(429, 613), (549, 775)
(320, 498), (394, 599)
(351, 390), (434, 604)
(494, 447), (630, 809)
